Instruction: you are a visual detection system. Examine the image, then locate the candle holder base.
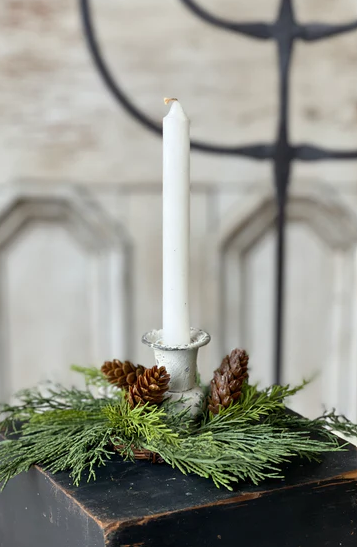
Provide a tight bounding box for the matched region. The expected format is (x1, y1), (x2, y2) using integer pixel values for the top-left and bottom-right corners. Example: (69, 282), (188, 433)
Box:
(164, 385), (205, 415)
(142, 328), (210, 416)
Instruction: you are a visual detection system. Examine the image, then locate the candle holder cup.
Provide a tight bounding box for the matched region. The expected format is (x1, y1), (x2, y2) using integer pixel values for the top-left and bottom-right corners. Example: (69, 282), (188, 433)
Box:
(142, 327), (210, 416)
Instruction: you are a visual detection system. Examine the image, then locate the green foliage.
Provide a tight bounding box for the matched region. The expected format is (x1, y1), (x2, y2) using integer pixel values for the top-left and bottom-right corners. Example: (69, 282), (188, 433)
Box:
(147, 381), (347, 490)
(0, 385), (104, 433)
(103, 397), (179, 446)
(1, 376), (357, 491)
(70, 364), (108, 388)
(149, 424), (339, 490)
(0, 409), (113, 489)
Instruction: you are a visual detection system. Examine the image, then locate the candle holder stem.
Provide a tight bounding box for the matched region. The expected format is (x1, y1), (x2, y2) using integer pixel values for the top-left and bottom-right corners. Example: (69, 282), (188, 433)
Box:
(142, 328), (210, 416)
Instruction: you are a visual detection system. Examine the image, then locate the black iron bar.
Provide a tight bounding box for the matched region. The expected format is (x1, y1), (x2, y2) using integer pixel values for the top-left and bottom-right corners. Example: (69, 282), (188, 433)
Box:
(295, 145), (357, 162)
(271, 0), (295, 382)
(299, 21), (357, 42)
(275, 199), (287, 384)
(179, 0), (273, 39)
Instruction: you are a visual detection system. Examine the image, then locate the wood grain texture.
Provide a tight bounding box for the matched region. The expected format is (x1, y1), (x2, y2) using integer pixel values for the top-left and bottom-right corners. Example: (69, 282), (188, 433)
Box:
(1, 0), (357, 185)
(1, 436), (357, 547)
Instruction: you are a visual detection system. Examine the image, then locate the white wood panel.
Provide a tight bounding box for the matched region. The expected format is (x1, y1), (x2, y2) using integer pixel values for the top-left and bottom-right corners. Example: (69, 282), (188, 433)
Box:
(1, 182), (357, 423)
(242, 230), (275, 388)
(283, 223), (333, 418)
(6, 223), (91, 390)
(0, 187), (130, 402)
(213, 189), (357, 419)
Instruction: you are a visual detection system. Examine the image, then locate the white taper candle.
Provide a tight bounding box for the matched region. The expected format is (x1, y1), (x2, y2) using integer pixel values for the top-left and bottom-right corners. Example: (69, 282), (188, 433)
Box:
(162, 99), (191, 345)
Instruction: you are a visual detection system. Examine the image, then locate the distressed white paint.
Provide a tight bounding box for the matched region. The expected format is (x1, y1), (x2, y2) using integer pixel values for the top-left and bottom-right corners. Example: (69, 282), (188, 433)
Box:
(142, 328), (209, 415)
(0, 1), (356, 187)
(143, 328), (210, 390)
(202, 183), (357, 419)
(0, 186), (130, 402)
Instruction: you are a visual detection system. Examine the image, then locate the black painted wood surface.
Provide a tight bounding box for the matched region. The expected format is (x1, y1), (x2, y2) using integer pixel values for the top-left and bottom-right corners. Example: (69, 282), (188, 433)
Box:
(1, 440), (357, 547)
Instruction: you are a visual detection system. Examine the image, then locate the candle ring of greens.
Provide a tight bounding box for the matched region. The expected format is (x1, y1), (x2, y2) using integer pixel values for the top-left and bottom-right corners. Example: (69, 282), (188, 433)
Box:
(2, 361), (357, 492)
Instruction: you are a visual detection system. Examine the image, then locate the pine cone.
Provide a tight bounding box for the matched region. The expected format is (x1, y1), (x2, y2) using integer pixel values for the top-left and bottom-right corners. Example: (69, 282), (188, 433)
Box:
(101, 360), (145, 390)
(219, 348), (249, 383)
(208, 348), (249, 414)
(128, 365), (170, 408)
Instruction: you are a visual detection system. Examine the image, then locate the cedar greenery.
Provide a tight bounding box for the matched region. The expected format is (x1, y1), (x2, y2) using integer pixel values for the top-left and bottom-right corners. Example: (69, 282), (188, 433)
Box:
(1, 367), (357, 491)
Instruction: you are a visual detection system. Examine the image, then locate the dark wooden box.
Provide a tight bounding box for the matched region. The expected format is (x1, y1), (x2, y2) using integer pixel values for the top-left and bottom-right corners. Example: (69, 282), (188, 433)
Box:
(1, 441), (357, 547)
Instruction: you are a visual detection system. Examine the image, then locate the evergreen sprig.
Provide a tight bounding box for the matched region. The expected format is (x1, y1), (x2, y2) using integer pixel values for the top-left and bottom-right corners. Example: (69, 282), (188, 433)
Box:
(70, 365), (108, 388)
(1, 372), (357, 491)
(0, 383), (111, 434)
(103, 396), (179, 446)
(0, 409), (113, 488)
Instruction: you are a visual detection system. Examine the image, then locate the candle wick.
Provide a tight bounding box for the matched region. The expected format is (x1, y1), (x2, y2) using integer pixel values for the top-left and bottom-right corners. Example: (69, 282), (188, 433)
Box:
(164, 97), (178, 105)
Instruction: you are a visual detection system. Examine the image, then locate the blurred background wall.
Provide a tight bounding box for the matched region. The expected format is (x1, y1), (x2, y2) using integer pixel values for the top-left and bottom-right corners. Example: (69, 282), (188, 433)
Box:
(1, 0), (357, 419)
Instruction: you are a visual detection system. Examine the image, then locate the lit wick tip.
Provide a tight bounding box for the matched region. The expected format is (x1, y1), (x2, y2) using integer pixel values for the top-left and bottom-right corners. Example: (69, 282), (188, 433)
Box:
(164, 97), (178, 105)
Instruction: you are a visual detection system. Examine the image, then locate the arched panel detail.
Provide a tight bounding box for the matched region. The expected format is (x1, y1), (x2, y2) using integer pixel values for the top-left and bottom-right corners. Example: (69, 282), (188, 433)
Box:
(216, 192), (357, 418)
(0, 187), (132, 402)
(222, 195), (357, 255)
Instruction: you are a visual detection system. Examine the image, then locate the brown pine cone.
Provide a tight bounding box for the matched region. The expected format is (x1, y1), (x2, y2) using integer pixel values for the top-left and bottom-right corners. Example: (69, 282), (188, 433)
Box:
(128, 365), (170, 408)
(101, 360), (145, 390)
(219, 348), (249, 383)
(208, 348), (249, 414)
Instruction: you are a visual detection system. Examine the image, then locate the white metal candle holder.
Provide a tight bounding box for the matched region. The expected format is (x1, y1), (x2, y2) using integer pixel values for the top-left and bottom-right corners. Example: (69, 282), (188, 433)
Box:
(142, 327), (210, 416)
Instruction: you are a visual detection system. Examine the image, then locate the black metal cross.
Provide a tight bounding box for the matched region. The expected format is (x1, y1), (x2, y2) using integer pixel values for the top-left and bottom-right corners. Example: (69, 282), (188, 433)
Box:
(80, 0), (357, 383)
